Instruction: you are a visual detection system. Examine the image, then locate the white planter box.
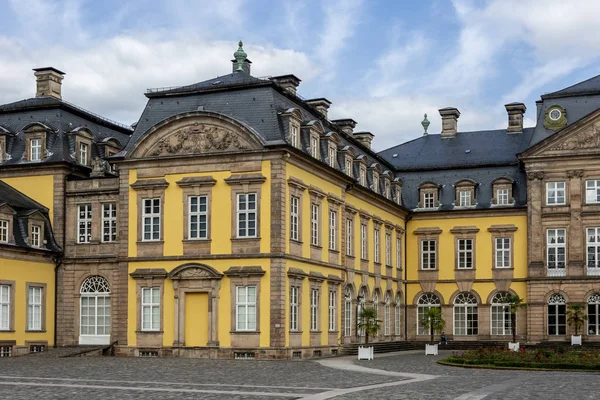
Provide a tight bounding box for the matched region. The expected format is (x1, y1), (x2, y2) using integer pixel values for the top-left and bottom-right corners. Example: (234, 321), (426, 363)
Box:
(572, 335), (582, 345)
(508, 342), (520, 351)
(357, 346), (374, 360)
(425, 343), (438, 355)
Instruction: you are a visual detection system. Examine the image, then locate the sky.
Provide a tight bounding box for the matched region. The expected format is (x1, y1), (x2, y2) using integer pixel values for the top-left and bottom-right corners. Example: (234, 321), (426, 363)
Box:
(1, 0), (600, 151)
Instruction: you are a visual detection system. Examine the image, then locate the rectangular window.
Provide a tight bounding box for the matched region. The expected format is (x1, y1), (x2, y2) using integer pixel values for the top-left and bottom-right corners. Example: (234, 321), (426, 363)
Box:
(0, 346), (11, 357)
(587, 180), (600, 204)
(385, 232), (392, 266)
(236, 286), (256, 331)
(497, 188), (509, 205)
(395, 303), (401, 335)
(189, 196), (208, 239)
(424, 192), (435, 208)
(587, 227), (600, 270)
(310, 204), (319, 246)
(491, 304), (512, 336)
(290, 196), (299, 241)
(31, 225), (41, 247)
(310, 289), (319, 331)
(374, 228), (380, 263)
(373, 173), (379, 193)
(290, 125), (298, 148)
(310, 136), (319, 158)
(329, 210), (337, 250)
(495, 238), (511, 268)
(328, 146), (336, 168)
(142, 198), (161, 241)
(384, 303), (390, 335)
(328, 290), (336, 332)
(396, 238), (402, 269)
(421, 240), (436, 269)
(290, 286), (299, 331)
(359, 168), (366, 186)
(0, 219), (8, 243)
(102, 203), (117, 242)
(360, 224), (367, 259)
(30, 138), (41, 161)
(345, 159), (353, 177)
(27, 286), (42, 331)
(547, 182), (566, 205)
(547, 229), (566, 271)
(79, 142), (88, 165)
(344, 297), (352, 337)
(385, 181), (391, 199)
(77, 204), (92, 243)
(346, 219), (353, 256)
(459, 190), (471, 206)
(141, 287), (160, 331)
(457, 239), (473, 269)
(237, 193), (257, 238)
(0, 285), (10, 330)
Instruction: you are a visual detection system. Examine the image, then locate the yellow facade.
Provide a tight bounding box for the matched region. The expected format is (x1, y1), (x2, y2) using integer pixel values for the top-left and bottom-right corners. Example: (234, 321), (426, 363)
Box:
(1, 175), (55, 222)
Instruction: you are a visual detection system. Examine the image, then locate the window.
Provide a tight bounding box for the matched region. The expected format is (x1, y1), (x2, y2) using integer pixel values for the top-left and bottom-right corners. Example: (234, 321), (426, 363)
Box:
(374, 228), (380, 263)
(188, 196), (208, 239)
(30, 138), (41, 161)
(359, 167), (366, 186)
(547, 229), (566, 273)
(417, 293), (440, 335)
(30, 225), (41, 247)
(384, 294), (390, 335)
(236, 286), (256, 331)
(141, 287), (160, 331)
(345, 158), (353, 177)
(424, 192), (435, 209)
(142, 198), (160, 241)
(77, 204), (92, 243)
(453, 293), (478, 336)
(290, 125), (299, 148)
(328, 290), (336, 332)
(458, 190), (471, 207)
(457, 239), (473, 269)
(587, 228), (600, 272)
(396, 238), (402, 269)
(385, 232), (392, 266)
(79, 142), (89, 165)
(0, 285), (10, 330)
(344, 287), (352, 337)
(0, 219), (8, 243)
(237, 193), (257, 238)
(310, 135), (319, 158)
(79, 276), (111, 340)
(372, 292), (379, 320)
(546, 182), (566, 205)
(491, 292), (512, 336)
(495, 238), (511, 268)
(328, 146), (336, 168)
(497, 189), (509, 205)
(587, 293), (600, 335)
(329, 210), (336, 250)
(346, 219), (353, 256)
(357, 288), (366, 336)
(290, 196), (299, 241)
(548, 294), (566, 335)
(310, 289), (319, 331)
(102, 203), (117, 242)
(385, 180), (391, 199)
(395, 294), (401, 335)
(0, 346), (11, 357)
(587, 180), (600, 204)
(310, 204), (319, 246)
(360, 224), (367, 259)
(290, 286), (299, 331)
(27, 286), (42, 331)
(421, 240), (436, 270)
(372, 172), (379, 193)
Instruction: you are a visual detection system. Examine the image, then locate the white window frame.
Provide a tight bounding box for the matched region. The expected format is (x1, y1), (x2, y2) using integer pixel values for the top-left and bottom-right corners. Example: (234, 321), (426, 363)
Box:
(31, 225), (41, 247)
(374, 228), (380, 263)
(457, 238), (473, 269)
(396, 237), (402, 270)
(141, 287), (160, 331)
(421, 240), (436, 270)
(417, 293), (441, 335)
(495, 238), (511, 268)
(101, 203), (117, 243)
(547, 228), (566, 272)
(385, 232), (392, 266)
(310, 203), (319, 246)
(345, 158), (353, 177)
(384, 295), (390, 336)
(0, 285), (10, 330)
(290, 286), (299, 331)
(27, 286), (42, 331)
(30, 138), (41, 161)
(587, 180), (600, 204)
(360, 224), (367, 259)
(189, 195), (208, 240)
(453, 293), (478, 336)
(310, 288), (319, 331)
(142, 198), (161, 241)
(346, 219), (353, 256)
(490, 292), (512, 336)
(0, 219), (8, 243)
(290, 125), (299, 148)
(459, 190), (471, 207)
(359, 167), (366, 186)
(424, 192), (435, 209)
(587, 227), (600, 273)
(395, 295), (401, 335)
(329, 210), (336, 251)
(546, 182), (566, 205)
(497, 188), (509, 205)
(237, 193), (257, 238)
(344, 288), (352, 337)
(548, 294), (566, 335)
(236, 286), (256, 331)
(310, 135), (319, 158)
(77, 204), (92, 244)
(79, 142), (88, 165)
(328, 146), (336, 168)
(588, 293), (600, 335)
(328, 290), (336, 332)
(373, 172), (379, 193)
(290, 196), (299, 241)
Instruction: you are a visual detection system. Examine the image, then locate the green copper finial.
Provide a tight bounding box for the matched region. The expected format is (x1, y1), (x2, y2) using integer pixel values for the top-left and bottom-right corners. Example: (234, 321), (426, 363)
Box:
(234, 40), (247, 72)
(421, 113), (430, 135)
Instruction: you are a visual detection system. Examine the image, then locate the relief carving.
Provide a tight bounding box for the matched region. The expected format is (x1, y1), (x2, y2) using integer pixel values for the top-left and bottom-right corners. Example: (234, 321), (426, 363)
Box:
(526, 171), (544, 181)
(567, 170), (584, 179)
(178, 267), (214, 279)
(547, 123), (600, 152)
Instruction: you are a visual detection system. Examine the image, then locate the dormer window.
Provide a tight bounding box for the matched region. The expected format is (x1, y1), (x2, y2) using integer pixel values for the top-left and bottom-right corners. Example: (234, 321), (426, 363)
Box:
(30, 139), (42, 161)
(491, 177), (514, 206)
(328, 145), (336, 168)
(424, 193), (435, 208)
(290, 124), (299, 148)
(0, 219), (8, 243)
(79, 142), (89, 166)
(310, 135), (319, 158)
(419, 182), (440, 209)
(359, 166), (366, 186)
(345, 157), (353, 177)
(30, 224), (41, 247)
(454, 179), (476, 208)
(459, 190), (471, 206)
(373, 171), (379, 193)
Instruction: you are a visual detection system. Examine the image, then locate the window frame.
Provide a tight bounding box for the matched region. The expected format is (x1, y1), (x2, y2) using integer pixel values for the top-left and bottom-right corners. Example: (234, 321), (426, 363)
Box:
(328, 290), (336, 332)
(310, 134), (319, 159)
(141, 287), (161, 332)
(77, 204), (92, 244)
(547, 228), (566, 272)
(188, 195), (209, 240)
(421, 239), (437, 270)
(497, 188), (509, 205)
(360, 223), (368, 260)
(494, 237), (511, 268)
(237, 193), (258, 238)
(586, 180), (600, 204)
(385, 231), (392, 266)
(457, 238), (474, 269)
(30, 138), (42, 161)
(79, 142), (89, 166)
(101, 203), (117, 243)
(329, 210), (337, 251)
(587, 227), (600, 272)
(27, 286), (43, 331)
(374, 227), (381, 264)
(290, 285), (299, 332)
(453, 293), (478, 336)
(290, 195), (299, 241)
(346, 217), (354, 257)
(0, 284), (12, 331)
(0, 219), (8, 243)
(142, 198), (161, 241)
(310, 203), (320, 246)
(30, 224), (41, 248)
(310, 288), (319, 332)
(236, 285), (257, 331)
(547, 294), (566, 335)
(546, 181), (566, 205)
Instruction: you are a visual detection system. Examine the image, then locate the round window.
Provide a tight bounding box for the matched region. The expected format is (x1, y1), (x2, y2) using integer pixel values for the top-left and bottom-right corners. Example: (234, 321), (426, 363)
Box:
(549, 108), (562, 121)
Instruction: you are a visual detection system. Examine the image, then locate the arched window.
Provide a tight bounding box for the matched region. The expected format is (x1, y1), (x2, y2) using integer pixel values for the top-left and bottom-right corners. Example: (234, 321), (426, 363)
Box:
(548, 294), (566, 335)
(358, 287), (366, 336)
(490, 292), (512, 336)
(79, 276), (111, 345)
(372, 291), (379, 320)
(395, 294), (401, 336)
(453, 293), (478, 335)
(588, 293), (600, 335)
(384, 293), (391, 336)
(417, 293), (440, 335)
(344, 287), (352, 337)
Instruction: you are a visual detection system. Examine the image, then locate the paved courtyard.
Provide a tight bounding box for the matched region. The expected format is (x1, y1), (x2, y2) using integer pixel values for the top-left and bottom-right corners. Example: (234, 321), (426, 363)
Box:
(1, 350), (599, 399)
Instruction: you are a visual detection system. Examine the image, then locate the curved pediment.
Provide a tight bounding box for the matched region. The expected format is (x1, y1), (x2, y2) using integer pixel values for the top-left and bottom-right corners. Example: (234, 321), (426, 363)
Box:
(168, 263), (223, 280)
(129, 111), (264, 159)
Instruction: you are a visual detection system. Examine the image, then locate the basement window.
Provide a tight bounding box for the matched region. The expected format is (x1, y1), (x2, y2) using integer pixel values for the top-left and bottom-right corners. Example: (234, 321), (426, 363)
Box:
(139, 350), (159, 357)
(234, 352), (255, 360)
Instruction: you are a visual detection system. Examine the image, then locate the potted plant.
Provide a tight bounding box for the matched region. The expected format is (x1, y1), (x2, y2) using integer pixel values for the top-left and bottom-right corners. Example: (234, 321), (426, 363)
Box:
(421, 307), (445, 355)
(507, 294), (526, 351)
(357, 307), (381, 360)
(567, 303), (586, 345)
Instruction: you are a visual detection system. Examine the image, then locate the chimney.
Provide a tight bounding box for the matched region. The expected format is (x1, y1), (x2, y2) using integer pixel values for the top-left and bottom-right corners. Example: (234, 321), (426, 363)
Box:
(505, 102), (526, 133)
(439, 107), (460, 137)
(332, 118), (357, 135)
(353, 131), (375, 149)
(33, 67), (65, 99)
(231, 41), (252, 74)
(305, 98), (331, 119)
(269, 74), (301, 96)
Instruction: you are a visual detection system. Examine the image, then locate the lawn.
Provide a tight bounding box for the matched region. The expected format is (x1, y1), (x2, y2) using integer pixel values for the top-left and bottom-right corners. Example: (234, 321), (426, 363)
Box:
(440, 347), (600, 371)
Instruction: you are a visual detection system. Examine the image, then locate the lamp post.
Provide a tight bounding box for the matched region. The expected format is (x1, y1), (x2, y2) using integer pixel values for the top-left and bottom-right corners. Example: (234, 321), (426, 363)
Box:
(355, 294), (364, 343)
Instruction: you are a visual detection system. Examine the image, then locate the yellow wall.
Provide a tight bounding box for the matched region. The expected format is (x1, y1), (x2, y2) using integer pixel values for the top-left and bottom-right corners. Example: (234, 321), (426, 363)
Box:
(185, 293), (209, 346)
(0, 258), (55, 346)
(1, 175), (55, 222)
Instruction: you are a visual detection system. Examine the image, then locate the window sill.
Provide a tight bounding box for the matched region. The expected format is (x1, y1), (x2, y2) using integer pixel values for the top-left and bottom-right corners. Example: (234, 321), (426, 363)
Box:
(310, 330), (322, 334)
(137, 240), (164, 245)
(492, 267), (514, 271)
(290, 239), (303, 244)
(455, 268), (475, 271)
(230, 330), (260, 334)
(25, 330), (46, 333)
(231, 237), (261, 241)
(328, 248), (339, 253)
(360, 258), (369, 262)
(136, 330), (163, 334)
(310, 244), (322, 249)
(420, 268), (438, 271)
(0, 330), (15, 333)
(183, 239), (211, 243)
(374, 262), (382, 266)
(289, 330), (303, 334)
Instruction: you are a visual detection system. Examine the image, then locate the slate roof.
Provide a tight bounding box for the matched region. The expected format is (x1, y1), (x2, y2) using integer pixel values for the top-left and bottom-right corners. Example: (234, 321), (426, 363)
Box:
(0, 180), (60, 253)
(542, 73), (600, 99)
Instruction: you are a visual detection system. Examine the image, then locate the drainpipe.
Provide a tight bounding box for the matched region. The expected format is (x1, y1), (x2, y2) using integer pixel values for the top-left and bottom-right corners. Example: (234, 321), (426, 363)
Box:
(404, 214), (411, 341)
(53, 255), (63, 348)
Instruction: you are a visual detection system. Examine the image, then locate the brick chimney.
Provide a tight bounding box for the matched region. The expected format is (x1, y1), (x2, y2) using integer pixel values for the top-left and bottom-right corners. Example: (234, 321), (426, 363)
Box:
(505, 102), (526, 133)
(331, 118), (357, 135)
(439, 107), (460, 137)
(353, 131), (375, 149)
(269, 74), (301, 96)
(33, 67), (65, 99)
(305, 98), (331, 119)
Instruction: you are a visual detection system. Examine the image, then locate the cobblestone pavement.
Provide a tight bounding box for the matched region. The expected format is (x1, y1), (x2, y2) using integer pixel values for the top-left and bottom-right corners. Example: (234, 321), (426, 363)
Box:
(1, 350), (599, 399)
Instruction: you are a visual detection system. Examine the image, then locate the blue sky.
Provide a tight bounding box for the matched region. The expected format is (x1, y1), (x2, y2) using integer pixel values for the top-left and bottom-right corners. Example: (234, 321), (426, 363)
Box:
(1, 0), (600, 150)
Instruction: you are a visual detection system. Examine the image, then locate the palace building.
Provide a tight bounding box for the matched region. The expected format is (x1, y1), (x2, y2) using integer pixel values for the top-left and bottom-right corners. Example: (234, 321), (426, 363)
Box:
(2, 43), (600, 357)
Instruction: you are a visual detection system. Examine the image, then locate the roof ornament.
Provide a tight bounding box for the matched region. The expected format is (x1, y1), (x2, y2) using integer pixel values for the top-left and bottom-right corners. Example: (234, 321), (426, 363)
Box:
(234, 41), (247, 72)
(421, 113), (430, 135)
